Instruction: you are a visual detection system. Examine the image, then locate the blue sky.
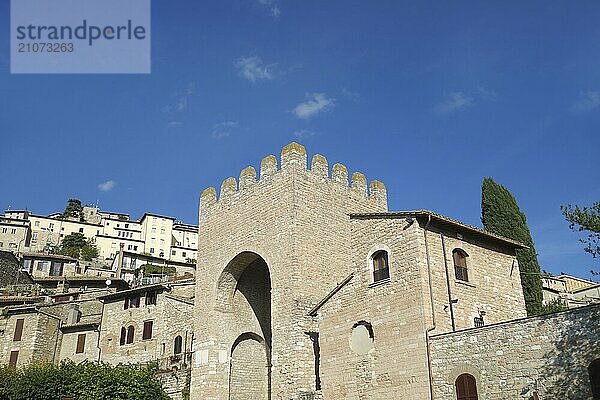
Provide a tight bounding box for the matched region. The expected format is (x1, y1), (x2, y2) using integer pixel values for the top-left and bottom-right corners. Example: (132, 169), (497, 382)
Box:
(1, 1), (599, 280)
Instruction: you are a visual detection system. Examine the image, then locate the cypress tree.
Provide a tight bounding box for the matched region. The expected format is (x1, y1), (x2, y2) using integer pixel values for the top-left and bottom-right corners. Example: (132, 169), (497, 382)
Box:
(481, 177), (543, 316)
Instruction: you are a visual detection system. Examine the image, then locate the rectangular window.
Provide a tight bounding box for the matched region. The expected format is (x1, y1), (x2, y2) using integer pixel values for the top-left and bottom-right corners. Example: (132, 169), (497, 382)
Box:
(9, 351), (18, 368)
(130, 296), (140, 308)
(76, 334), (86, 353)
(13, 319), (24, 341)
(145, 291), (157, 306)
(182, 252), (186, 257)
(124, 298), (130, 310)
(125, 223), (129, 228)
(1, 228), (7, 234)
(34, 221), (40, 227)
(171, 250), (176, 256)
(149, 248), (154, 254)
(474, 317), (485, 328)
(11, 229), (16, 234)
(9, 243), (16, 249)
(142, 321), (153, 340)
(79, 228), (84, 233)
(0, 242), (3, 247)
(32, 232), (38, 241)
(134, 246), (138, 251)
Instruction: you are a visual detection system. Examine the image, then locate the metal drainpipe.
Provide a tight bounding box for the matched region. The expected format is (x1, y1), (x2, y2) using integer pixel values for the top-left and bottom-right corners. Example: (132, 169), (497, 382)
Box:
(97, 300), (105, 362)
(440, 233), (456, 332)
(423, 215), (437, 400)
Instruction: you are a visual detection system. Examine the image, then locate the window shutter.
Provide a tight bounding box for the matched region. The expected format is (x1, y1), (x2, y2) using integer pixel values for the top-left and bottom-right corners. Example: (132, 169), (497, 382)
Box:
(13, 319), (24, 342)
(9, 351), (19, 368)
(76, 334), (86, 354)
(143, 321), (153, 340)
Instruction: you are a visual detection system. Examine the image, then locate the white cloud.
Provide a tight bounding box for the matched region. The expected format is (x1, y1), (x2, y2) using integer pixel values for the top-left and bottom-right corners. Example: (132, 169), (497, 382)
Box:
(571, 91), (600, 113)
(293, 93), (335, 119)
(98, 180), (116, 192)
(162, 82), (195, 113)
(293, 129), (316, 139)
(235, 56), (276, 82)
(435, 92), (474, 115)
(211, 121), (239, 139)
(271, 6), (281, 18)
(167, 121), (183, 129)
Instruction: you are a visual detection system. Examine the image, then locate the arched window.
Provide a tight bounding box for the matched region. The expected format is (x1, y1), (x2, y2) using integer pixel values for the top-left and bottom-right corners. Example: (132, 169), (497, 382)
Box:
(126, 325), (135, 344)
(589, 358), (600, 398)
(119, 327), (126, 346)
(372, 250), (389, 283)
(453, 249), (469, 282)
(174, 335), (183, 355)
(455, 373), (478, 400)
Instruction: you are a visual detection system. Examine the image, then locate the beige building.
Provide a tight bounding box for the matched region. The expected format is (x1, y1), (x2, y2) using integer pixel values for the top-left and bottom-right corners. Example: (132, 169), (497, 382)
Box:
(1, 207), (198, 280)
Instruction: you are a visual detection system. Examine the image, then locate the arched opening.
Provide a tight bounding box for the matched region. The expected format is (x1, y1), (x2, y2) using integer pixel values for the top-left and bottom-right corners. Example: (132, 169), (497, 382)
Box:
(455, 373), (478, 400)
(371, 250), (390, 282)
(174, 335), (183, 355)
(217, 252), (272, 400)
(589, 358), (600, 399)
(453, 249), (469, 282)
(126, 325), (135, 344)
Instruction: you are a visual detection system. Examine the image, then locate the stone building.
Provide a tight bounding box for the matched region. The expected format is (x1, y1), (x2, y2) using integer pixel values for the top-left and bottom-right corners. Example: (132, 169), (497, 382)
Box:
(190, 142), (600, 400)
(97, 280), (194, 367)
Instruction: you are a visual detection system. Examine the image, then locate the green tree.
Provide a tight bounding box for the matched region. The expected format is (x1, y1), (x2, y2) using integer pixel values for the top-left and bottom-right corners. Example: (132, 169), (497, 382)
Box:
(0, 361), (170, 400)
(481, 178), (543, 316)
(62, 198), (83, 220)
(60, 233), (98, 261)
(561, 202), (600, 275)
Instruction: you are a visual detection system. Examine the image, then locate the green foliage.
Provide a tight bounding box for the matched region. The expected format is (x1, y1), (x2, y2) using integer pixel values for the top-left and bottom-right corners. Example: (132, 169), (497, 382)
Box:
(0, 361), (170, 400)
(59, 233), (98, 261)
(561, 202), (600, 275)
(62, 199), (83, 220)
(143, 264), (176, 277)
(539, 298), (568, 315)
(481, 178), (543, 316)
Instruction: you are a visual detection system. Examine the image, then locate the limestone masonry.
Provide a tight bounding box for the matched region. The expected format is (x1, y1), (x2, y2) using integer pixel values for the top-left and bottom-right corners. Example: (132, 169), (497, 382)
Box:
(0, 142), (598, 400)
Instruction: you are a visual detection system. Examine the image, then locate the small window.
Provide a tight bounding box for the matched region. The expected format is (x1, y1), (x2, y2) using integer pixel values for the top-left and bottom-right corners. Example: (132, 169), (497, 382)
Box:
(142, 321), (153, 340)
(474, 317), (484, 327)
(590, 358), (600, 399)
(124, 298), (130, 310)
(453, 249), (469, 282)
(76, 334), (86, 353)
(455, 373), (478, 400)
(182, 251), (186, 257)
(130, 296), (140, 308)
(126, 326), (135, 344)
(145, 291), (157, 306)
(13, 319), (24, 342)
(372, 250), (390, 282)
(171, 250), (176, 256)
(174, 335), (183, 355)
(9, 351), (19, 368)
(120, 327), (126, 346)
(150, 248), (154, 254)
(79, 228), (84, 233)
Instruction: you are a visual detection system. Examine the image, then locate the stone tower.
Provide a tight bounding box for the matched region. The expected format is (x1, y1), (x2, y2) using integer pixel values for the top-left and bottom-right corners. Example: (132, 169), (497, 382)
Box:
(191, 142), (387, 400)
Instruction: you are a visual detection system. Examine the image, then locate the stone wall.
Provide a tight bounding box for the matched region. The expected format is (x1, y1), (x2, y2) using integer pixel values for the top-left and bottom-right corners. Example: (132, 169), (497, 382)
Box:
(317, 217), (430, 400)
(429, 304), (600, 399)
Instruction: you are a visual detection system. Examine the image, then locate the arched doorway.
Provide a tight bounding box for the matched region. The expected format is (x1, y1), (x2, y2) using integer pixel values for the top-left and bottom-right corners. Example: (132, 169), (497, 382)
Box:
(455, 373), (478, 400)
(217, 252), (272, 400)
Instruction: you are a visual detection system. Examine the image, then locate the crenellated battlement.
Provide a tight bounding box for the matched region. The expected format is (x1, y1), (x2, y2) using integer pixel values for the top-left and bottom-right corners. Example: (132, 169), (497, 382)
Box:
(199, 142), (387, 213)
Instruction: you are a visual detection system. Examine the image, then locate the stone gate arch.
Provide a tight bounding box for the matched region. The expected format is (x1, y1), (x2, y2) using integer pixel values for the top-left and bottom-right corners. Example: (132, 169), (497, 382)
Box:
(216, 251), (272, 399)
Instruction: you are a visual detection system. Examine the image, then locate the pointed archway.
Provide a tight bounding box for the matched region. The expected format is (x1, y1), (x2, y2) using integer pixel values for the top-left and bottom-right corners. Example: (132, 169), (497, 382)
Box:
(217, 252), (272, 400)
